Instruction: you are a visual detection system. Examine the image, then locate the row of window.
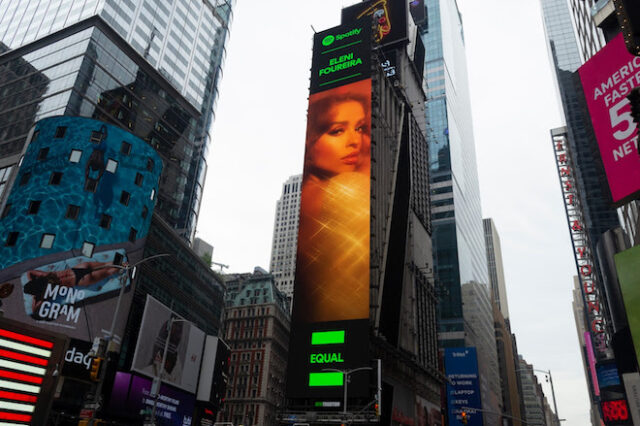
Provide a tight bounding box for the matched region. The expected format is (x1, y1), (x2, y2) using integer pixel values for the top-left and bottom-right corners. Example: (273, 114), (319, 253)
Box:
(5, 226), (139, 249)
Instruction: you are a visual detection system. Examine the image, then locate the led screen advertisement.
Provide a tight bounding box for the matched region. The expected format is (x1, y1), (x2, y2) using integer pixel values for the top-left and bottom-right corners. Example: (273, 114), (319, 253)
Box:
(445, 347), (483, 426)
(342, 0), (408, 47)
(287, 18), (372, 401)
(131, 295), (205, 394)
(0, 116), (162, 344)
(614, 245), (640, 365)
(108, 372), (195, 426)
(578, 33), (640, 203)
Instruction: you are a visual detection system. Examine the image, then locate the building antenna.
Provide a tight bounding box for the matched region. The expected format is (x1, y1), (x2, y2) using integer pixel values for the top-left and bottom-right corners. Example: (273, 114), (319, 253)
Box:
(311, 25), (317, 33)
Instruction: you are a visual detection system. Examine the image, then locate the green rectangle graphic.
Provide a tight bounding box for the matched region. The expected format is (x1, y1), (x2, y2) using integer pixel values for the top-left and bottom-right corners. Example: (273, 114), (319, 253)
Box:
(309, 372), (343, 387)
(311, 330), (345, 345)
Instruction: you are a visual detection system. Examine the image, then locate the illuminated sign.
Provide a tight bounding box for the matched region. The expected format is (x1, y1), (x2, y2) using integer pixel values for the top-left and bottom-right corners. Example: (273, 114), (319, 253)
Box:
(578, 33), (640, 204)
(310, 22), (371, 94)
(445, 348), (483, 426)
(0, 116), (162, 345)
(601, 399), (630, 423)
(0, 318), (67, 425)
(552, 131), (611, 360)
(342, 0), (408, 47)
(287, 16), (373, 403)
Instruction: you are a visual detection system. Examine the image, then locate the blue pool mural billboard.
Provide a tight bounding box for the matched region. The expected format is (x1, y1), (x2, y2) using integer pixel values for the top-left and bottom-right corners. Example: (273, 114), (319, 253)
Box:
(0, 116), (162, 343)
(445, 347), (483, 426)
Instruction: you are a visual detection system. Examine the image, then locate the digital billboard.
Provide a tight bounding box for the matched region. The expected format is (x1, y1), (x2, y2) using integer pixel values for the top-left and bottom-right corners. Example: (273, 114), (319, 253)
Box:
(131, 295), (205, 394)
(0, 317), (68, 425)
(445, 347), (483, 426)
(615, 245), (640, 364)
(0, 116), (162, 344)
(342, 0), (408, 47)
(578, 33), (640, 203)
(108, 372), (195, 426)
(287, 18), (373, 402)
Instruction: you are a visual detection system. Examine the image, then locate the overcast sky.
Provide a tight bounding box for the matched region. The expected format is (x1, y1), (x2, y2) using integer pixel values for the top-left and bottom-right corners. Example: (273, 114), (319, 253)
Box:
(198, 0), (591, 424)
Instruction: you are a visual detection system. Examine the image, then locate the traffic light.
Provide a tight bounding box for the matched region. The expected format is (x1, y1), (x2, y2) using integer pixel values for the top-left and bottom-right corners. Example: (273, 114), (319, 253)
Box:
(374, 402), (380, 417)
(461, 410), (468, 425)
(89, 357), (103, 382)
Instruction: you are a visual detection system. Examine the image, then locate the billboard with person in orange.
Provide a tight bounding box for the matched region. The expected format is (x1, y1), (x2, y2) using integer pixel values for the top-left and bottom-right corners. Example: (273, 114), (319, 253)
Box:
(293, 78), (371, 323)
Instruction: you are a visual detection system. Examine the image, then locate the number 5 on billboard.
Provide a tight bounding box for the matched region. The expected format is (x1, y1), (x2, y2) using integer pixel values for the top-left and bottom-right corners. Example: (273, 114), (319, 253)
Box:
(610, 98), (635, 141)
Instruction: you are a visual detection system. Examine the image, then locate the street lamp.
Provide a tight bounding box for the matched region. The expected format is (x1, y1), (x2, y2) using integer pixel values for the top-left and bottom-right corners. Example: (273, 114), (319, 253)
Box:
(516, 368), (562, 426)
(87, 253), (170, 426)
(322, 366), (372, 416)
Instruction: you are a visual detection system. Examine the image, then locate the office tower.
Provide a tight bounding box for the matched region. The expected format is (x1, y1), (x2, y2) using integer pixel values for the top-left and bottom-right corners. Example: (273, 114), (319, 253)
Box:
(269, 174), (302, 305)
(284, 2), (441, 424)
(518, 357), (547, 426)
(0, 0), (234, 241)
(540, 0), (619, 248)
(484, 217), (510, 320)
(220, 268), (290, 426)
(461, 282), (502, 425)
(494, 302), (524, 426)
(422, 0), (488, 347)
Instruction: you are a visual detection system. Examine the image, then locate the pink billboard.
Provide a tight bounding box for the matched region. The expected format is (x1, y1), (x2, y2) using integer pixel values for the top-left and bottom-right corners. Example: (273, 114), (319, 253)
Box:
(578, 33), (640, 203)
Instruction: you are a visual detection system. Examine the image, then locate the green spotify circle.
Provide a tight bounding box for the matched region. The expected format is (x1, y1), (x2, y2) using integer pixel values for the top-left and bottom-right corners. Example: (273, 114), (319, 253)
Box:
(322, 35), (335, 46)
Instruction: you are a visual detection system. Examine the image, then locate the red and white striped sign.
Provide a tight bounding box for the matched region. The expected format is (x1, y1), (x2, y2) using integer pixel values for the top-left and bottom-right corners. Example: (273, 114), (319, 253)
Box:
(0, 328), (53, 425)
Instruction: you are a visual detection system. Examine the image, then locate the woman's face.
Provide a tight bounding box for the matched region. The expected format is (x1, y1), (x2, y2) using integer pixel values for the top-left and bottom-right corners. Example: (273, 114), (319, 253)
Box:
(311, 100), (367, 175)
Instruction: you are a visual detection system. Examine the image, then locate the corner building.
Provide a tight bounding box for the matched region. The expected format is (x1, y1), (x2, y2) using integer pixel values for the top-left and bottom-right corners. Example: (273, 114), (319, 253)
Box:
(0, 0), (234, 241)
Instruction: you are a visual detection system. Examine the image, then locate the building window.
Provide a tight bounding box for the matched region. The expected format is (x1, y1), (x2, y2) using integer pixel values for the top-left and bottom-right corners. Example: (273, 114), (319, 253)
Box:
(65, 205), (80, 220)
(1, 204), (10, 219)
(40, 233), (55, 249)
(90, 131), (103, 143)
(69, 149), (82, 163)
(150, 188), (155, 200)
(99, 214), (112, 229)
(55, 126), (67, 138)
(121, 141), (132, 155)
(146, 158), (154, 171)
(19, 172), (30, 186)
(37, 147), (49, 161)
(27, 200), (41, 215)
(81, 242), (95, 257)
(5, 232), (18, 246)
(106, 159), (118, 173)
(141, 205), (148, 219)
(135, 172), (143, 186)
(120, 191), (130, 206)
(85, 178), (98, 192)
(129, 228), (137, 242)
(49, 172), (63, 185)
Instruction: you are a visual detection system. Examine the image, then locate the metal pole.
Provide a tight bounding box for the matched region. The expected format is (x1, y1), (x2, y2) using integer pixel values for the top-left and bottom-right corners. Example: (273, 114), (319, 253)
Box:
(106, 270), (127, 349)
(547, 370), (560, 426)
(151, 318), (174, 424)
(343, 370), (348, 415)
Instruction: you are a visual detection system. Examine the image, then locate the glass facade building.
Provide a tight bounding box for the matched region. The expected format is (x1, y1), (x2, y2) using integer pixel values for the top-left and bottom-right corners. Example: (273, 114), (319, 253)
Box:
(422, 0), (488, 345)
(540, 0), (618, 248)
(0, 0), (233, 241)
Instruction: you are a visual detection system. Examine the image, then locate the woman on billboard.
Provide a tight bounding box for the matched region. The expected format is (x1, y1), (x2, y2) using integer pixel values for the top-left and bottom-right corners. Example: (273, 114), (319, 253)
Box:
(295, 79), (371, 323)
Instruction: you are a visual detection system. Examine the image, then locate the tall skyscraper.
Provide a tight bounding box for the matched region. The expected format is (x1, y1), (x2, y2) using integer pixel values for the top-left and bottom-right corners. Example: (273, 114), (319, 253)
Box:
(0, 0), (234, 240)
(484, 217), (510, 320)
(269, 174), (301, 305)
(540, 0), (618, 248)
(422, 0), (489, 347)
